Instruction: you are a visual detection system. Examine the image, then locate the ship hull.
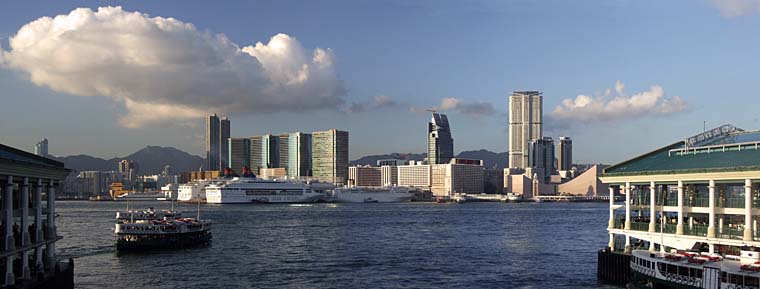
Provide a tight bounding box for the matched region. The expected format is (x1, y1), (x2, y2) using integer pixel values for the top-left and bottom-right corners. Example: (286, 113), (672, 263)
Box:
(332, 192), (414, 203)
(115, 230), (212, 251)
(206, 190), (324, 204)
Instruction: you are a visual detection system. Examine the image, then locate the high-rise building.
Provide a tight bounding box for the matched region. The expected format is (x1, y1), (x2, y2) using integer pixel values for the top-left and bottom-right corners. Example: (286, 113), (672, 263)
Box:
(228, 138), (251, 174)
(279, 133), (290, 173)
(558, 136), (573, 171)
(312, 129), (349, 185)
(205, 114), (230, 171)
(220, 117), (230, 170)
(34, 138), (48, 157)
(249, 134), (279, 174)
(508, 91), (542, 169)
(428, 113), (454, 164)
(348, 166), (382, 187)
(381, 165), (398, 186)
(287, 132), (312, 178)
(118, 159), (139, 181)
(163, 165), (171, 176)
(528, 137), (554, 183)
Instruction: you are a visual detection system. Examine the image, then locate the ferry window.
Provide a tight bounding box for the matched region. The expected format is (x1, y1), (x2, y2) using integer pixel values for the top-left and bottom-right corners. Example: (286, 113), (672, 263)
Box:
(667, 264), (678, 274)
(746, 276), (759, 287)
(658, 263), (665, 274)
(729, 274), (740, 285)
(722, 272), (727, 283)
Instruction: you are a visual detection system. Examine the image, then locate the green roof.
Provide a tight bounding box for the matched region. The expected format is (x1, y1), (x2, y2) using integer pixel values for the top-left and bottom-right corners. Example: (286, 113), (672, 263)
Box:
(603, 129), (760, 177)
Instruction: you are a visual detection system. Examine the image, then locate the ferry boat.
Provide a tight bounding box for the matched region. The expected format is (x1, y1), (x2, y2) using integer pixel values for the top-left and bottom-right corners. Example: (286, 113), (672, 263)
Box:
(329, 186), (414, 203)
(205, 177), (332, 204)
(114, 208), (212, 251)
(628, 249), (760, 289)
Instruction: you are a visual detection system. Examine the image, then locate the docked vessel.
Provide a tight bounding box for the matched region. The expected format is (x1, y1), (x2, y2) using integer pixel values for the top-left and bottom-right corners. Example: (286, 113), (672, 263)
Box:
(329, 186), (414, 203)
(205, 177), (332, 204)
(114, 208), (212, 251)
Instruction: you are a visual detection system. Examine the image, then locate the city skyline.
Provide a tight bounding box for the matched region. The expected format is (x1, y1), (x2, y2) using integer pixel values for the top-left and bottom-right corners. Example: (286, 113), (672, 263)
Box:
(3, 1), (760, 164)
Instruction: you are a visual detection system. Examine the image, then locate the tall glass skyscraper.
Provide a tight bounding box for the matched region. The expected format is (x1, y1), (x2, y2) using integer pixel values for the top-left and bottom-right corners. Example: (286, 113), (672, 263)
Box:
(508, 91), (542, 169)
(228, 138), (250, 174)
(312, 129), (348, 184)
(287, 132), (312, 178)
(205, 114), (231, 171)
(558, 136), (572, 171)
(34, 138), (48, 157)
(427, 113), (454, 164)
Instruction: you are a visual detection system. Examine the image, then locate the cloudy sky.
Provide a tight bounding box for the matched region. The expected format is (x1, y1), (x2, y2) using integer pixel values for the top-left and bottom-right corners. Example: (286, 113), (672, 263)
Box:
(1, 0), (760, 164)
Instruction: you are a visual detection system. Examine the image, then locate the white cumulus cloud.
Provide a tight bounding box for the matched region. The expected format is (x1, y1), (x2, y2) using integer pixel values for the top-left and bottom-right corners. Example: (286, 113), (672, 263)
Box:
(549, 81), (688, 123)
(0, 6), (346, 128)
(710, 0), (760, 17)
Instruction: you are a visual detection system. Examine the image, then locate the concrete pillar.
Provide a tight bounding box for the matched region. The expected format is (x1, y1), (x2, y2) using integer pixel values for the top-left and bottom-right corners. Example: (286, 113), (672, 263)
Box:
(3, 176), (12, 286)
(44, 180), (55, 270)
(745, 179), (753, 241)
(20, 177), (30, 280)
(648, 240), (656, 252)
(709, 243), (715, 254)
(707, 180), (716, 238)
(649, 181), (656, 232)
(720, 217), (724, 234)
(608, 233), (614, 250)
(625, 182), (631, 230)
(624, 234), (631, 253)
(608, 186), (615, 229)
(4, 176), (14, 251)
(676, 180), (684, 235)
(34, 179), (43, 271)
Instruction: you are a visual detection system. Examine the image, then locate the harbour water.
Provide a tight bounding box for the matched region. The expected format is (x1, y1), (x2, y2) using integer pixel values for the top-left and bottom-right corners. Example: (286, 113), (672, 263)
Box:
(58, 201), (618, 288)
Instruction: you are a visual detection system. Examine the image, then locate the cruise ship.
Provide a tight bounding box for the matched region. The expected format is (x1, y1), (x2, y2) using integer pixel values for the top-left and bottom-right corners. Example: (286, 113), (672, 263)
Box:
(329, 186), (415, 203)
(598, 125), (760, 288)
(205, 177), (332, 204)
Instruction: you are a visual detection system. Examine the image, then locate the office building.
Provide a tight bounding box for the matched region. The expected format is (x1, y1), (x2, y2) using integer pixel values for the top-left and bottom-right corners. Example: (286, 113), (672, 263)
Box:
(428, 113), (454, 164)
(528, 137), (554, 183)
(279, 133), (290, 173)
(377, 159), (408, 166)
(228, 138), (251, 174)
(312, 129), (349, 185)
(430, 161), (484, 197)
(205, 114), (230, 171)
(558, 136), (573, 172)
(508, 91), (542, 169)
(397, 164), (431, 189)
(117, 160), (138, 181)
(34, 138), (48, 157)
(287, 132), (312, 178)
(348, 166), (382, 187)
(250, 134), (279, 173)
(381, 166), (398, 186)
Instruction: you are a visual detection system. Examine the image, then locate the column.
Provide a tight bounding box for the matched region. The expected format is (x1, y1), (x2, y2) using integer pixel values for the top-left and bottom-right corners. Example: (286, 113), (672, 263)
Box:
(676, 180), (684, 235)
(608, 186), (615, 229)
(34, 179), (43, 271)
(624, 182), (631, 230)
(44, 180), (56, 270)
(4, 176), (14, 251)
(3, 176), (13, 286)
(649, 181), (656, 232)
(625, 234), (631, 253)
(608, 233), (614, 250)
(20, 177), (30, 279)
(648, 239), (656, 252)
(707, 180), (716, 238)
(745, 179), (753, 241)
(709, 243), (715, 254)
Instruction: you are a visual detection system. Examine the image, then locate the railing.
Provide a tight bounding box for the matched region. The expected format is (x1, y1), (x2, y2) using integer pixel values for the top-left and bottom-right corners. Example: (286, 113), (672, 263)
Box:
(689, 197), (710, 207)
(683, 224), (708, 237)
(630, 222), (650, 231)
(633, 195), (650, 206)
(614, 218), (624, 229)
(718, 227), (744, 240)
(656, 223), (678, 234)
(722, 197), (744, 208)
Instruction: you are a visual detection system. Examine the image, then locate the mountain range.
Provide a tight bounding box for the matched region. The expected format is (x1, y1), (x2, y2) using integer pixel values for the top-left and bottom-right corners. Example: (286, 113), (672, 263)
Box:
(50, 146), (205, 175)
(53, 146), (510, 175)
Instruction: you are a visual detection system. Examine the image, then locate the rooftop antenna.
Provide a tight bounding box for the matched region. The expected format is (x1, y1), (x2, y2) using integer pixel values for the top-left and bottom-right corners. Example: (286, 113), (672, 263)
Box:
(426, 109), (437, 114)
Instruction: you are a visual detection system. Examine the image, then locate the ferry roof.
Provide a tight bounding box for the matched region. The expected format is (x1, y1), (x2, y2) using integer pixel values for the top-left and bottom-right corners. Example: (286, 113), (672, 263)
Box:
(603, 125), (760, 177)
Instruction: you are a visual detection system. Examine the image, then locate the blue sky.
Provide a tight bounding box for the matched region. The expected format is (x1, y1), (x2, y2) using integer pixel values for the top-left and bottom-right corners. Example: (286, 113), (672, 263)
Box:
(1, 0), (760, 164)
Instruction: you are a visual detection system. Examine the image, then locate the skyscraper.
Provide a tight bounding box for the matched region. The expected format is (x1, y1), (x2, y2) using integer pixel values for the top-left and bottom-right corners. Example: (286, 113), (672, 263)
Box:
(220, 117), (230, 170)
(509, 91), (542, 169)
(279, 133), (290, 173)
(118, 159), (139, 181)
(312, 129), (349, 184)
(428, 113), (454, 164)
(228, 138), (251, 174)
(528, 137), (554, 183)
(249, 134), (279, 174)
(205, 114), (230, 171)
(558, 136), (573, 171)
(34, 138), (48, 157)
(287, 132), (312, 178)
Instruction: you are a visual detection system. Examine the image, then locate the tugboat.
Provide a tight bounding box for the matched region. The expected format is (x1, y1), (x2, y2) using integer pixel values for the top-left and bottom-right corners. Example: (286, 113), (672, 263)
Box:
(114, 207), (212, 251)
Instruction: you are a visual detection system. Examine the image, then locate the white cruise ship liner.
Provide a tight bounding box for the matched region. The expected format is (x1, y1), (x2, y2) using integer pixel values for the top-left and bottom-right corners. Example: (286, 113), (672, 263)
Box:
(330, 186), (414, 203)
(205, 177), (332, 204)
